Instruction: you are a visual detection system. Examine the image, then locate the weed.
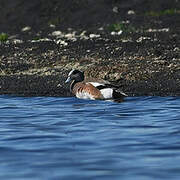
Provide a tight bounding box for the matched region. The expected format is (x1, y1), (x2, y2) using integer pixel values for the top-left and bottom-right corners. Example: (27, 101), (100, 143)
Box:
(145, 9), (178, 16)
(108, 23), (136, 33)
(0, 33), (8, 42)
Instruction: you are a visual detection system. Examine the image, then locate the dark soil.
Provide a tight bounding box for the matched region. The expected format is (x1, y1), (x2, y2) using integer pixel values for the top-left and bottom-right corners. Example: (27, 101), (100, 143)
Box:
(0, 0), (180, 96)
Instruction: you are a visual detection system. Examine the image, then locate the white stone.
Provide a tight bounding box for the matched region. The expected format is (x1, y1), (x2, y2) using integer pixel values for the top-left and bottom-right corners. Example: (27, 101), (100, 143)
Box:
(13, 39), (23, 44)
(31, 38), (52, 42)
(98, 27), (104, 31)
(56, 39), (68, 46)
(21, 26), (31, 32)
(111, 30), (122, 35)
(52, 31), (63, 36)
(113, 6), (118, 13)
(127, 10), (135, 15)
(49, 24), (56, 28)
(147, 28), (169, 32)
(89, 34), (100, 38)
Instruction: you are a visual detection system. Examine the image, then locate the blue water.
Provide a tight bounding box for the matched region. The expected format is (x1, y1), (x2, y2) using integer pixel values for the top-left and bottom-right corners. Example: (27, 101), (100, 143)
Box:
(0, 96), (180, 180)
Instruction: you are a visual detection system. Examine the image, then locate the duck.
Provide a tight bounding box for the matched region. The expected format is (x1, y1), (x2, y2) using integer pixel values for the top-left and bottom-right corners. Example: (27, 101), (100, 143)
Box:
(65, 69), (127, 102)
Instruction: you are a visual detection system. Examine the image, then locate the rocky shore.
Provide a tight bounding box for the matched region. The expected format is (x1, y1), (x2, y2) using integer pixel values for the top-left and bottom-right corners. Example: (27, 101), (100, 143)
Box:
(0, 0), (180, 96)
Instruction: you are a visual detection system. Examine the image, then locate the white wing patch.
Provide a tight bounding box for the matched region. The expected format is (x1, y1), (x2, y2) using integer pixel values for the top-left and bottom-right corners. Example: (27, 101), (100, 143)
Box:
(100, 88), (113, 99)
(88, 82), (113, 99)
(88, 82), (104, 87)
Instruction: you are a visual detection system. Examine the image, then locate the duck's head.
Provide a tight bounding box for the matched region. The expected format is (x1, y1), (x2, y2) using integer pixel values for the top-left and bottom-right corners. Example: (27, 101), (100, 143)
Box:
(65, 69), (84, 83)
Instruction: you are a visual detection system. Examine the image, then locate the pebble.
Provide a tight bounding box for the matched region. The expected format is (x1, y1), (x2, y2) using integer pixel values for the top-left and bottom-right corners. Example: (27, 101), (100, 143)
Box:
(56, 39), (68, 46)
(136, 37), (151, 42)
(49, 24), (56, 28)
(13, 39), (23, 44)
(52, 31), (63, 36)
(31, 38), (52, 42)
(127, 10), (135, 15)
(112, 7), (118, 13)
(147, 28), (169, 32)
(98, 27), (104, 31)
(21, 26), (31, 32)
(89, 34), (100, 38)
(111, 31), (122, 35)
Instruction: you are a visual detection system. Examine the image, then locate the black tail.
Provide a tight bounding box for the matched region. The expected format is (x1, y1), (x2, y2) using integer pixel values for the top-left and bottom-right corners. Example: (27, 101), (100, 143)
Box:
(112, 90), (127, 99)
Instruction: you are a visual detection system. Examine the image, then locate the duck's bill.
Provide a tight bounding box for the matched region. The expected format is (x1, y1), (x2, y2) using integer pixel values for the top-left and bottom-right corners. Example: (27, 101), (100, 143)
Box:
(65, 77), (71, 83)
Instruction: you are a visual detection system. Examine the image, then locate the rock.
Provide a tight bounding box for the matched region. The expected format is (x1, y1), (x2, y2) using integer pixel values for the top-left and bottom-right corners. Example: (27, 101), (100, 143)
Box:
(21, 26), (31, 32)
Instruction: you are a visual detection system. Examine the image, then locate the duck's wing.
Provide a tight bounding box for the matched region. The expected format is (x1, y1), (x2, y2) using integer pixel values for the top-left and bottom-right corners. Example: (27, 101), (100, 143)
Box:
(89, 82), (127, 98)
(88, 82), (120, 90)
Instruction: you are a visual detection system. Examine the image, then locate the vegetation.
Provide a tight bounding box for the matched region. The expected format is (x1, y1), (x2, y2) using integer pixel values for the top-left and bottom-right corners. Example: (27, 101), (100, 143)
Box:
(0, 33), (8, 42)
(108, 23), (136, 33)
(145, 9), (179, 16)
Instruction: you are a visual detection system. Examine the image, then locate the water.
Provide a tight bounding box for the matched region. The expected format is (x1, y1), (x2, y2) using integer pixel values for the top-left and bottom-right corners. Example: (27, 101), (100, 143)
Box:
(0, 96), (180, 180)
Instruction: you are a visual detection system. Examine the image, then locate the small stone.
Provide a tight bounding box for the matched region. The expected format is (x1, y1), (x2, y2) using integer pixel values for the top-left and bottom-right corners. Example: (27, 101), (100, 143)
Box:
(98, 27), (104, 31)
(49, 24), (56, 28)
(65, 32), (75, 39)
(31, 38), (52, 43)
(113, 6), (118, 13)
(111, 31), (116, 35)
(127, 10), (135, 15)
(147, 28), (169, 32)
(52, 31), (63, 36)
(136, 37), (151, 42)
(121, 20), (130, 24)
(8, 35), (18, 40)
(173, 47), (179, 51)
(21, 26), (31, 32)
(56, 39), (68, 46)
(57, 84), (62, 87)
(80, 31), (86, 36)
(13, 39), (23, 44)
(89, 34), (100, 38)
(79, 31), (89, 40)
(111, 30), (122, 35)
(117, 31), (123, 35)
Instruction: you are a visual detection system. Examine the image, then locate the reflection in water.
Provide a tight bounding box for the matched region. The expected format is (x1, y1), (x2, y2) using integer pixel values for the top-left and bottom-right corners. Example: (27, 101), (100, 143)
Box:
(0, 96), (179, 179)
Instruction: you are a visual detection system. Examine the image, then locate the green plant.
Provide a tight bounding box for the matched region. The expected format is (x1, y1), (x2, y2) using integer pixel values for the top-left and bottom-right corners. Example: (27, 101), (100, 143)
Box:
(0, 33), (8, 42)
(108, 23), (136, 33)
(109, 23), (125, 32)
(145, 9), (178, 16)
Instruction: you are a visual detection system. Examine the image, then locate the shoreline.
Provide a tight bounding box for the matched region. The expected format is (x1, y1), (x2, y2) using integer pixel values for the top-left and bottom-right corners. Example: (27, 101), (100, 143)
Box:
(0, 0), (179, 97)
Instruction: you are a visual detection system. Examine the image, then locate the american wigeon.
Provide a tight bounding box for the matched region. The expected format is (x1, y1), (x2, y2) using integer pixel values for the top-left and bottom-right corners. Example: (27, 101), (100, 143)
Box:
(65, 69), (127, 101)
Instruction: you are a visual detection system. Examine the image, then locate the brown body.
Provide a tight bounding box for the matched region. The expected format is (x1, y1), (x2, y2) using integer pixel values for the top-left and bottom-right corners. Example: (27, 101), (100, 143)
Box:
(71, 81), (103, 99)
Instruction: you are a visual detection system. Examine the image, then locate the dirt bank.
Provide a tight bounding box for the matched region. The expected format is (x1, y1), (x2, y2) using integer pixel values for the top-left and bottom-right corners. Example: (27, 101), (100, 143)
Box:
(0, 0), (180, 96)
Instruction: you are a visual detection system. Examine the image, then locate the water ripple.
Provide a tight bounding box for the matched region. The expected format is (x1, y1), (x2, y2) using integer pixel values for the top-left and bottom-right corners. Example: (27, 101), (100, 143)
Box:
(0, 96), (180, 179)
